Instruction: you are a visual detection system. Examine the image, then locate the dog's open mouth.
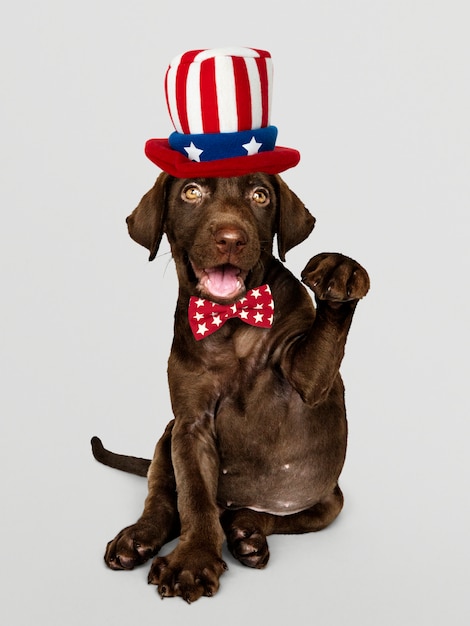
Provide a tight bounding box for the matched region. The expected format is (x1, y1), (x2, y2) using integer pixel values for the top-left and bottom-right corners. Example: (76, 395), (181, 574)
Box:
(192, 263), (247, 301)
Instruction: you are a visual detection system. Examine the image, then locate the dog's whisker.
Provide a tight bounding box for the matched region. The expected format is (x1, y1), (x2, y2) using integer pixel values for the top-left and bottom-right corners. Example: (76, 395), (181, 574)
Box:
(155, 250), (173, 259)
(163, 256), (175, 277)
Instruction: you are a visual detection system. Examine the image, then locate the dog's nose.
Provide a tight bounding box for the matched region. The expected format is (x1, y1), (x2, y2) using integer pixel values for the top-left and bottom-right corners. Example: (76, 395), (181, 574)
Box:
(215, 228), (247, 256)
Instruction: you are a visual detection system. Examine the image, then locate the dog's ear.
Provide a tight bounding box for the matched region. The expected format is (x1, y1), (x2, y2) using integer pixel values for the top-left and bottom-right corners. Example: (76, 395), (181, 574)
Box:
(274, 175), (316, 261)
(126, 172), (172, 261)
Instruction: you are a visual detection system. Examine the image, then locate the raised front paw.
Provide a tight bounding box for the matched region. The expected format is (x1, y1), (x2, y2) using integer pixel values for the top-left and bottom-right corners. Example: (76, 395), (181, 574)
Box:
(148, 545), (228, 603)
(301, 253), (370, 303)
(104, 521), (161, 570)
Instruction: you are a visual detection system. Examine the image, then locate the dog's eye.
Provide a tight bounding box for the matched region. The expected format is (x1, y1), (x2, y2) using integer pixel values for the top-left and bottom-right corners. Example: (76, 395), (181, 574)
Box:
(183, 185), (203, 201)
(252, 188), (269, 205)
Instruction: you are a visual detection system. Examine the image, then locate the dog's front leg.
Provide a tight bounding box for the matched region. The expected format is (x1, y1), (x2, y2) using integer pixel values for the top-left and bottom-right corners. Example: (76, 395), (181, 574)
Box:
(147, 408), (227, 602)
(104, 420), (180, 570)
(284, 252), (370, 406)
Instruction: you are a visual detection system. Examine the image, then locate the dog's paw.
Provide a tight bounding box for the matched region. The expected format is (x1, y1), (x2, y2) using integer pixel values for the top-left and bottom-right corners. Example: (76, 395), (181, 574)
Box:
(226, 526), (270, 569)
(104, 522), (161, 570)
(301, 253), (370, 303)
(148, 546), (228, 603)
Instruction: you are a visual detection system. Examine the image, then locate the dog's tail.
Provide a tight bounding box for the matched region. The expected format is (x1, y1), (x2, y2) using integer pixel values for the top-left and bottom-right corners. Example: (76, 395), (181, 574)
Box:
(90, 437), (151, 477)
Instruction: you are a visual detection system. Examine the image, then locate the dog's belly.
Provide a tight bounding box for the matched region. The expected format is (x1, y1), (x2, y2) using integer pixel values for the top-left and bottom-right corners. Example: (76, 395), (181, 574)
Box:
(214, 380), (347, 516)
(216, 460), (329, 516)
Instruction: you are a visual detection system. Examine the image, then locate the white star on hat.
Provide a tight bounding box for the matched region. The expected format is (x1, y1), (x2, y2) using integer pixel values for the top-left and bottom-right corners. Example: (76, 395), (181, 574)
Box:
(242, 136), (262, 155)
(184, 142), (204, 162)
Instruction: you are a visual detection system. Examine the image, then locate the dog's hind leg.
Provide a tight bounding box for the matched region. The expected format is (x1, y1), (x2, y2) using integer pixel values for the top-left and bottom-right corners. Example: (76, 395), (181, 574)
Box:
(104, 420), (180, 570)
(221, 484), (344, 569)
(221, 509), (272, 569)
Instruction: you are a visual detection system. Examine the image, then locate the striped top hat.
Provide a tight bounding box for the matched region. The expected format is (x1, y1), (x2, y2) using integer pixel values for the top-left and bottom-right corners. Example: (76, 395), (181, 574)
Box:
(145, 47), (300, 177)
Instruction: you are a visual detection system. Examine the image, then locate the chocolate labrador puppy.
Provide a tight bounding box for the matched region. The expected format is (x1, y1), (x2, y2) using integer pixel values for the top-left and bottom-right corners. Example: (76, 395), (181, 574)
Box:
(91, 171), (369, 602)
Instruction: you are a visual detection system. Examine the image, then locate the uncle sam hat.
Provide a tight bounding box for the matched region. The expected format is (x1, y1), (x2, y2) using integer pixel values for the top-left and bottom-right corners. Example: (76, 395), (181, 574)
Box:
(144, 47), (301, 177)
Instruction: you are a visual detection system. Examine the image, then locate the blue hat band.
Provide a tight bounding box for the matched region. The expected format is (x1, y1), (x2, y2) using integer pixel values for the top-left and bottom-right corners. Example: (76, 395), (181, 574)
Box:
(168, 126), (278, 163)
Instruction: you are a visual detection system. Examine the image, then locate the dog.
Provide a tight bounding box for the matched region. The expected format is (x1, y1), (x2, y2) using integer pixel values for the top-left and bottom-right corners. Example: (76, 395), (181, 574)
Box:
(91, 171), (369, 602)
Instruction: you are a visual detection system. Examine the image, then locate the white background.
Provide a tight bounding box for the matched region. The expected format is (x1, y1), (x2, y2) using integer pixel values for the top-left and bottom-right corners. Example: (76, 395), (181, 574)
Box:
(1, 1), (469, 624)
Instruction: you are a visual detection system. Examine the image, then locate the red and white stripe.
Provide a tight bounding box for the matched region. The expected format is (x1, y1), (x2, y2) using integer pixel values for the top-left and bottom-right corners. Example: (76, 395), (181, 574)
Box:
(165, 47), (273, 135)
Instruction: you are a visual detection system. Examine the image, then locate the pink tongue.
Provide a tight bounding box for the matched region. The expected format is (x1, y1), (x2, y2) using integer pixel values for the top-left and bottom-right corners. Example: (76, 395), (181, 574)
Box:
(205, 266), (240, 298)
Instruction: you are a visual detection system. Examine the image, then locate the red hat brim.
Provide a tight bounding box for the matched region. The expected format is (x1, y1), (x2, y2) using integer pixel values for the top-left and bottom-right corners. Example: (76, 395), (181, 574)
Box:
(144, 139), (300, 178)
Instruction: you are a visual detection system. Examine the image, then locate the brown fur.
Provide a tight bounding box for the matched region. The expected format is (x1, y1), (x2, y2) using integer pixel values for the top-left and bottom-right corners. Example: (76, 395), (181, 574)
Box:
(92, 172), (369, 602)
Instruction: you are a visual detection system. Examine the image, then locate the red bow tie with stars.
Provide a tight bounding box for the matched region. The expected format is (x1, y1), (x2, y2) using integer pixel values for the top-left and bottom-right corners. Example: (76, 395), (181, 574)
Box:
(188, 285), (274, 340)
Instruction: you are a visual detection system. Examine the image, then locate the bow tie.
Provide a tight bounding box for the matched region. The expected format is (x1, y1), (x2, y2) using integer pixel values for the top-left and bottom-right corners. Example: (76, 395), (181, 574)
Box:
(188, 285), (274, 340)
